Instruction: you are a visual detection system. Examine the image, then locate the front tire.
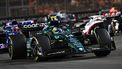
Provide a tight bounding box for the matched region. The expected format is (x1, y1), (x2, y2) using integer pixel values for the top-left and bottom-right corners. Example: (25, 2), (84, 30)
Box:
(94, 28), (111, 57)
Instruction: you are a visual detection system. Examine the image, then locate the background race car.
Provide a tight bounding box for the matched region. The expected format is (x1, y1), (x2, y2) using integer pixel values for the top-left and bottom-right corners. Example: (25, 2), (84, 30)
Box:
(0, 24), (7, 51)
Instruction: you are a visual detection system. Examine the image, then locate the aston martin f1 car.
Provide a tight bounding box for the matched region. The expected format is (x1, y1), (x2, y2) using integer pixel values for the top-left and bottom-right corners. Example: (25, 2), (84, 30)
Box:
(29, 14), (116, 61)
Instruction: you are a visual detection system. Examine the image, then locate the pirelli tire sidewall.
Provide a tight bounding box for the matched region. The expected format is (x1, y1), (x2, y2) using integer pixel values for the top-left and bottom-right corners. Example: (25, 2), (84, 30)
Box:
(8, 34), (27, 59)
(94, 28), (111, 57)
(31, 34), (51, 61)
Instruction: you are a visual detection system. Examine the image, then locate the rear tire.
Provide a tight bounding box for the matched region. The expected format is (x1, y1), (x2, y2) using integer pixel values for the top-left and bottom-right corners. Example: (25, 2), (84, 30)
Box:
(8, 34), (27, 59)
(31, 34), (51, 61)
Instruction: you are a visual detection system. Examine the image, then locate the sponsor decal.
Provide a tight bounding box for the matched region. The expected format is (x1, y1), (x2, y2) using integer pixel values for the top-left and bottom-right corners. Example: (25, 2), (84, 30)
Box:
(23, 24), (39, 28)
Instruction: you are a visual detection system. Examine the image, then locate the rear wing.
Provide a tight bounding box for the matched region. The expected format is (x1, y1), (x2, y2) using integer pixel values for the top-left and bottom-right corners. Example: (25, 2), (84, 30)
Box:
(18, 20), (45, 31)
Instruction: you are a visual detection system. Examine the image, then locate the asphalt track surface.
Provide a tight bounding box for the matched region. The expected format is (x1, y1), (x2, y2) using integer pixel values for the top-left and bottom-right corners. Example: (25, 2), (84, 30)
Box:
(0, 34), (122, 69)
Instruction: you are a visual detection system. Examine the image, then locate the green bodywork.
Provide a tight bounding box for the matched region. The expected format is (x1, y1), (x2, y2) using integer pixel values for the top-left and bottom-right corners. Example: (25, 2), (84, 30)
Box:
(42, 24), (87, 53)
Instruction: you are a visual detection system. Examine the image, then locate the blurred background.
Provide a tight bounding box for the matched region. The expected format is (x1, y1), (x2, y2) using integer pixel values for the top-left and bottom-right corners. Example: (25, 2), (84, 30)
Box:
(0, 0), (122, 18)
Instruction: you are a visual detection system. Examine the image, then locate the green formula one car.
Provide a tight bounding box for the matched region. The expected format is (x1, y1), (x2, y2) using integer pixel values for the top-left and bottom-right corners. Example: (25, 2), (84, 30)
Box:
(29, 13), (116, 61)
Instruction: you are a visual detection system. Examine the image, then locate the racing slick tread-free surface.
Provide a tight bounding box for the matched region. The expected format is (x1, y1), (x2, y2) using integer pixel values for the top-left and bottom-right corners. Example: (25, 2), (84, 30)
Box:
(8, 34), (27, 59)
(31, 34), (51, 61)
(94, 28), (111, 57)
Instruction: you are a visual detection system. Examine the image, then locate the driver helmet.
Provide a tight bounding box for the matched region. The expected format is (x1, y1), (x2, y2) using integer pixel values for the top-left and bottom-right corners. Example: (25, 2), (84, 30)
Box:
(48, 12), (62, 27)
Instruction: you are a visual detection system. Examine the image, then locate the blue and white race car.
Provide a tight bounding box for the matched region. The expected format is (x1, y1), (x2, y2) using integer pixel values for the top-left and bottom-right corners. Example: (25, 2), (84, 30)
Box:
(0, 24), (7, 50)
